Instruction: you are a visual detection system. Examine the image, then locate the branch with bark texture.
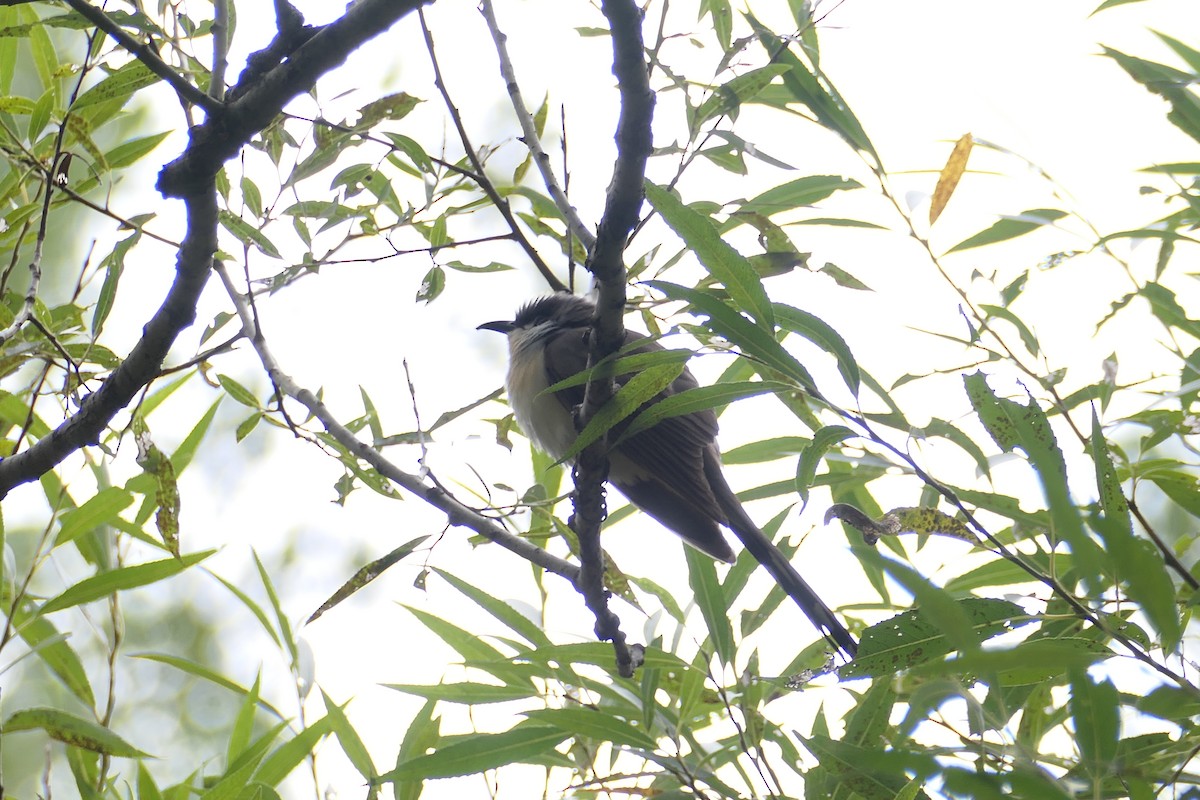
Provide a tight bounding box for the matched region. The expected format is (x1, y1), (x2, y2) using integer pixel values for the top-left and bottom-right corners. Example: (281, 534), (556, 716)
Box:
(0, 0), (430, 497)
(572, 0), (655, 677)
(213, 262), (582, 586)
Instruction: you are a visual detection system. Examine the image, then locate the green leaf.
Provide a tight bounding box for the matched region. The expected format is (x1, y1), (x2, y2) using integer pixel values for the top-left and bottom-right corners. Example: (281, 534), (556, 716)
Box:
(3, 707), (149, 757)
(431, 568), (552, 648)
(737, 175), (861, 217)
(131, 652), (285, 719)
(947, 209), (1068, 253)
(322, 690), (377, 784)
(253, 714), (336, 787)
(39, 550), (215, 613)
(1090, 415), (1179, 649)
(382, 724), (569, 781)
(647, 281), (817, 393)
(618, 380), (789, 443)
(1070, 668), (1120, 779)
(219, 210), (282, 259)
(963, 372), (1104, 593)
(774, 302), (860, 392)
(694, 64), (789, 126)
(795, 425), (854, 506)
(523, 707), (656, 750)
(11, 603), (95, 707)
(1104, 46), (1200, 144)
(559, 362), (685, 463)
(384, 682), (536, 705)
(842, 598), (1033, 679)
(645, 182), (774, 329)
(388, 699), (440, 800)
(104, 131), (170, 170)
(416, 265), (445, 303)
(746, 12), (876, 157)
(979, 303), (1040, 356)
(722, 435), (811, 464)
(217, 374), (261, 409)
(73, 61), (159, 112)
(54, 487), (132, 547)
(684, 545), (735, 664)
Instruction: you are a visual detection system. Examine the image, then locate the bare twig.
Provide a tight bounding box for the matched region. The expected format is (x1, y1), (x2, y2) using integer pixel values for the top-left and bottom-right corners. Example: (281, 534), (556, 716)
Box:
(479, 0), (596, 254)
(209, 0), (230, 101)
(212, 261), (582, 584)
(417, 8), (566, 293)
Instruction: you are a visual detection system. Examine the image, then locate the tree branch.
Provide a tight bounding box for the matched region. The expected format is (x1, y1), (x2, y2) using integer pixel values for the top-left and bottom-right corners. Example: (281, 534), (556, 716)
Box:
(212, 262), (582, 586)
(417, 8), (566, 294)
(62, 0), (221, 114)
(572, 0), (655, 677)
(479, 0), (597, 254)
(0, 0), (432, 497)
(158, 0), (431, 198)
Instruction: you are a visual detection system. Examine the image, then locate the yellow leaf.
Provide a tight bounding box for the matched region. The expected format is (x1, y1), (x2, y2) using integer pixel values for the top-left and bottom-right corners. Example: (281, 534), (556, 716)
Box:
(929, 133), (973, 224)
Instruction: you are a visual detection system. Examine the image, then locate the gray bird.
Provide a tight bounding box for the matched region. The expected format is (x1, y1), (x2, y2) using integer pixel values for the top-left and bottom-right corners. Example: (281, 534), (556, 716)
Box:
(479, 292), (857, 658)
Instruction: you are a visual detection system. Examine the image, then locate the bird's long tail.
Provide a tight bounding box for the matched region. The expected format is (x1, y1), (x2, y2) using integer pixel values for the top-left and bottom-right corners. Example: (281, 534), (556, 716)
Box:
(706, 452), (858, 659)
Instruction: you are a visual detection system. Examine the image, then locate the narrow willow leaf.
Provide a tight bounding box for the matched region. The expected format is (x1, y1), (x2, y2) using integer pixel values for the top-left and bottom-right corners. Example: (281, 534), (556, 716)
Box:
(684, 545), (735, 665)
(322, 690), (378, 784)
(253, 714), (336, 787)
(737, 175), (861, 217)
(1070, 669), (1120, 779)
(963, 372), (1104, 593)
(1090, 412), (1179, 649)
(40, 550), (215, 613)
(559, 362), (684, 463)
(431, 567), (552, 648)
(647, 281), (817, 393)
(382, 725), (570, 781)
(796, 425), (854, 506)
(55, 487), (133, 547)
(645, 182), (773, 329)
(12, 604), (95, 707)
(384, 682), (536, 705)
(618, 380), (788, 442)
(131, 652), (285, 719)
(523, 707), (657, 750)
(73, 61), (158, 111)
(3, 707), (149, 757)
(774, 302), (860, 392)
(947, 209), (1068, 253)
(308, 537), (428, 623)
(694, 64), (789, 127)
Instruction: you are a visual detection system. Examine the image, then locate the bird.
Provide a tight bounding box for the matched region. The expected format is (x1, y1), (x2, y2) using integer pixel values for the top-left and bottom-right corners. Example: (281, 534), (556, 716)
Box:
(478, 292), (857, 659)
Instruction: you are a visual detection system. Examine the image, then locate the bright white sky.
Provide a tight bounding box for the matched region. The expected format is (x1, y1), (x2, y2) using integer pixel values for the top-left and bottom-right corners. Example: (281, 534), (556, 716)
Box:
(9, 0), (1200, 797)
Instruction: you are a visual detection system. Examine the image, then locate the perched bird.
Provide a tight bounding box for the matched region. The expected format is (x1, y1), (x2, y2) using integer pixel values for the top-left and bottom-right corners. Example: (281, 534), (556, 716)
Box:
(479, 293), (857, 658)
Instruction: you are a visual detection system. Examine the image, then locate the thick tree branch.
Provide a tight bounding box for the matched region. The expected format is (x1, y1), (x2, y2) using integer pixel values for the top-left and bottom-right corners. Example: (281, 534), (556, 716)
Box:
(572, 0), (655, 677)
(0, 189), (219, 498)
(0, 0), (431, 498)
(62, 0), (221, 114)
(158, 0), (431, 198)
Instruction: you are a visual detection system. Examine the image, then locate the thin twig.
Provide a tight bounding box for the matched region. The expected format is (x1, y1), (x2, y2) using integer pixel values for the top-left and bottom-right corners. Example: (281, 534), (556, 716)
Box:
(479, 0), (596, 254)
(417, 8), (566, 293)
(212, 261), (581, 585)
(209, 0), (230, 101)
(62, 0), (221, 114)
